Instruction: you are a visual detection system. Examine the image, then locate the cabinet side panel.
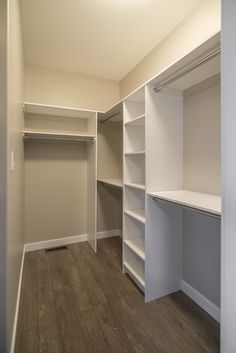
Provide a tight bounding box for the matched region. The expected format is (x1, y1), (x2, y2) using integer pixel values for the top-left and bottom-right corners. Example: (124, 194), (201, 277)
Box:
(221, 1), (236, 351)
(145, 198), (182, 301)
(87, 115), (97, 252)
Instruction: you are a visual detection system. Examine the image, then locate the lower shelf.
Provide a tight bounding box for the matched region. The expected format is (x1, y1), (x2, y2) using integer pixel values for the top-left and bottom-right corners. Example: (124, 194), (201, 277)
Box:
(123, 261), (145, 290)
(124, 209), (145, 224)
(124, 237), (145, 261)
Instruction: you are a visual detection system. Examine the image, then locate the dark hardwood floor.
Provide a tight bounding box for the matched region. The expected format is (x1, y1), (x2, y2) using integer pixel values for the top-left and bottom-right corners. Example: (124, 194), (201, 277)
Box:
(15, 237), (220, 353)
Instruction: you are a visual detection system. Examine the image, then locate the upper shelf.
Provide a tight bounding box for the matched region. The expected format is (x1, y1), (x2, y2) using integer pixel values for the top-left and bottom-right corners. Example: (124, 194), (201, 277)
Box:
(97, 178), (123, 189)
(125, 114), (145, 127)
(148, 189), (221, 217)
(97, 101), (123, 123)
(23, 131), (96, 142)
(23, 102), (98, 119)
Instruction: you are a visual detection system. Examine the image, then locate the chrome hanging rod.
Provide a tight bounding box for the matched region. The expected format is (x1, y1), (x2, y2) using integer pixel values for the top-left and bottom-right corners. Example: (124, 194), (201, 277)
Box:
(153, 48), (221, 93)
(100, 109), (123, 123)
(150, 196), (221, 220)
(23, 135), (95, 143)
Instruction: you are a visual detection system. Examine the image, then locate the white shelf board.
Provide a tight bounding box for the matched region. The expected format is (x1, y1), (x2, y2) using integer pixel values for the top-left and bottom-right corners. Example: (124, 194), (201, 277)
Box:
(124, 238), (145, 261)
(124, 209), (145, 224)
(124, 182), (145, 191)
(97, 178), (123, 189)
(23, 130), (96, 142)
(24, 102), (98, 119)
(148, 189), (221, 216)
(125, 151), (145, 156)
(123, 261), (145, 289)
(125, 114), (145, 126)
(97, 101), (123, 122)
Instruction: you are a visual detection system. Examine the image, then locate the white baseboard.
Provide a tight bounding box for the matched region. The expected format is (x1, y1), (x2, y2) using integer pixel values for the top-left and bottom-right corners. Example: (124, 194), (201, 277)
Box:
(181, 280), (220, 323)
(10, 245), (25, 353)
(97, 229), (122, 239)
(25, 229), (121, 252)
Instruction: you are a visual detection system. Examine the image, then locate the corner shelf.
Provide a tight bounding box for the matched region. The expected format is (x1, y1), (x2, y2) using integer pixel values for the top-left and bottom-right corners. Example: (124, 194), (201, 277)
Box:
(97, 178), (123, 189)
(148, 189), (221, 217)
(124, 209), (145, 224)
(124, 182), (145, 191)
(124, 237), (145, 261)
(23, 131), (96, 142)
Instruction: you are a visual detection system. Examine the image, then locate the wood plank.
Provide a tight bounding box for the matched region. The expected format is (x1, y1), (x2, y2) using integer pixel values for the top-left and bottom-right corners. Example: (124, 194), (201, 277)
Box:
(15, 252), (39, 353)
(37, 250), (64, 353)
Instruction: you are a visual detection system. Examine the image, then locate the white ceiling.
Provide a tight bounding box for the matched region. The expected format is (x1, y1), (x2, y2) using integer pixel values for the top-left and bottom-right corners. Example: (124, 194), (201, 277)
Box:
(20, 0), (204, 81)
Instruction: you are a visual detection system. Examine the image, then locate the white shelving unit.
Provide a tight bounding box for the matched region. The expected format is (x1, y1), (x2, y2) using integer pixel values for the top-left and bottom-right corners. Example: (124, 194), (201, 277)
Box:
(123, 87), (146, 291)
(144, 46), (221, 317)
(119, 37), (222, 321)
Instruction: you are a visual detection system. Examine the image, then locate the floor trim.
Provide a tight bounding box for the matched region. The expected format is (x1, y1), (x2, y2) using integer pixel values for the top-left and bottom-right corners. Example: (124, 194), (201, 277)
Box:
(10, 245), (25, 353)
(24, 229), (122, 252)
(181, 279), (220, 323)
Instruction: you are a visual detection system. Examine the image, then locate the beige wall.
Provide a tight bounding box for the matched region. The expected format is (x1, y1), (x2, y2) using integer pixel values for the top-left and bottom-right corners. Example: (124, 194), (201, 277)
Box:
(120, 0), (221, 98)
(25, 64), (120, 112)
(7, 0), (25, 351)
(24, 142), (88, 242)
(183, 81), (221, 195)
(97, 184), (122, 232)
(97, 121), (123, 180)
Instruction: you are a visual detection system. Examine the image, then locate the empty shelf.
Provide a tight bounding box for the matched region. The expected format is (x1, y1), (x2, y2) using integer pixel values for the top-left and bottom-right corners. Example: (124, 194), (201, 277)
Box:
(125, 151), (145, 156)
(125, 114), (145, 126)
(97, 178), (123, 189)
(148, 190), (221, 217)
(124, 182), (145, 191)
(123, 261), (145, 289)
(23, 102), (98, 119)
(124, 209), (145, 224)
(124, 238), (145, 261)
(23, 131), (96, 142)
